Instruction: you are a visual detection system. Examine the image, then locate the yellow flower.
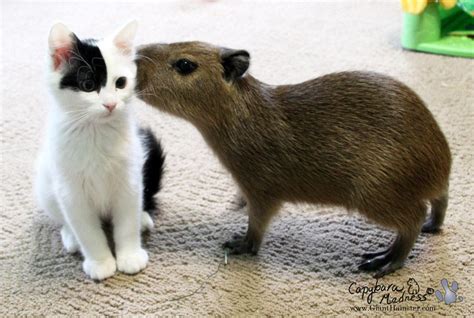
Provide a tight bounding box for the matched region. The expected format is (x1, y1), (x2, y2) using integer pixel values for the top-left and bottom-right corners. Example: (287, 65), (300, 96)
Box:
(401, 0), (457, 14)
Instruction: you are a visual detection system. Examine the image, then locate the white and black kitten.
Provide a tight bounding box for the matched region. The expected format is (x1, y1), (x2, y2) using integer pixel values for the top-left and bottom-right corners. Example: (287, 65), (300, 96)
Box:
(35, 21), (164, 280)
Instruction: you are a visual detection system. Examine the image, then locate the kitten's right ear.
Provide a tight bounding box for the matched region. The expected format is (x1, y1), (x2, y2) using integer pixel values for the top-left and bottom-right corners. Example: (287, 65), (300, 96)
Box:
(48, 23), (76, 71)
(112, 20), (138, 55)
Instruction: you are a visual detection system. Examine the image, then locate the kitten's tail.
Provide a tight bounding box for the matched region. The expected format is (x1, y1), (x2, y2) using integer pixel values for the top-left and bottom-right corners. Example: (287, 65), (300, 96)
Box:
(139, 127), (165, 214)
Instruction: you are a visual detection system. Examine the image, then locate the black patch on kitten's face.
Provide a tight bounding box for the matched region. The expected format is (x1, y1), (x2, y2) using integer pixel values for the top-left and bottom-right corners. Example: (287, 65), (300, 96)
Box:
(59, 35), (107, 93)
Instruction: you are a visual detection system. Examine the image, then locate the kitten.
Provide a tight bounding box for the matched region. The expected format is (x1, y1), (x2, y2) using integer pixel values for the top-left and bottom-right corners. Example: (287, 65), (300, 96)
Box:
(35, 21), (164, 280)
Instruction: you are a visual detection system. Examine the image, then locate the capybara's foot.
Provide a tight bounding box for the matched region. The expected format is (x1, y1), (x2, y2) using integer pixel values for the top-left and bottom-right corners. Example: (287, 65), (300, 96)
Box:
(359, 251), (404, 278)
(361, 247), (391, 259)
(223, 234), (258, 255)
(421, 219), (441, 233)
(359, 230), (417, 278)
(373, 261), (404, 278)
(359, 251), (392, 272)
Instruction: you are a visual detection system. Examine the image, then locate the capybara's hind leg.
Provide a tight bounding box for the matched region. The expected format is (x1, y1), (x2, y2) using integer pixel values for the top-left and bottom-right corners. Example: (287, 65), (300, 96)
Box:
(374, 228), (421, 278)
(359, 202), (425, 277)
(361, 243), (393, 259)
(359, 236), (398, 271)
(359, 230), (420, 278)
(422, 191), (448, 233)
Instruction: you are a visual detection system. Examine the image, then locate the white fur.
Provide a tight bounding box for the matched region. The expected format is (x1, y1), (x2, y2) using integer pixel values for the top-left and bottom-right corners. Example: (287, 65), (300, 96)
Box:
(35, 21), (151, 280)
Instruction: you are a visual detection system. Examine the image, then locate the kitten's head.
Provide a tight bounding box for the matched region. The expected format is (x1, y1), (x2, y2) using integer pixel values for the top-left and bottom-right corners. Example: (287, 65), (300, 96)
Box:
(48, 21), (138, 121)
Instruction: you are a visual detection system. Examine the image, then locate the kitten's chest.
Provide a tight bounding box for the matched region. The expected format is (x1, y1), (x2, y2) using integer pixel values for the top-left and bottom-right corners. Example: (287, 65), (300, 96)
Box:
(59, 129), (131, 172)
(53, 124), (142, 201)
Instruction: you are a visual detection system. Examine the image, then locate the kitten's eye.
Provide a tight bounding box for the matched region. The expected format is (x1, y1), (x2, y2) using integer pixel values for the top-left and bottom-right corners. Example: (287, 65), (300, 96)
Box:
(80, 79), (96, 92)
(172, 59), (198, 75)
(116, 77), (127, 89)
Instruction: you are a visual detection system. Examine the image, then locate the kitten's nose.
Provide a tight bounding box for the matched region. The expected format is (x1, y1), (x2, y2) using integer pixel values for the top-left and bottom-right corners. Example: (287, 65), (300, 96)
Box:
(103, 103), (116, 112)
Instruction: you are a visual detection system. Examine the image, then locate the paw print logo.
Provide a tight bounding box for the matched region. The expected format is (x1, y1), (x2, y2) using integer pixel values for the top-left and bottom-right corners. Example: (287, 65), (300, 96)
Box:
(435, 278), (464, 305)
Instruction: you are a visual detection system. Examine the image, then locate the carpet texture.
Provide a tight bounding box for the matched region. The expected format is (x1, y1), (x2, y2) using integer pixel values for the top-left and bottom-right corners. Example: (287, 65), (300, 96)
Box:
(1, 1), (473, 316)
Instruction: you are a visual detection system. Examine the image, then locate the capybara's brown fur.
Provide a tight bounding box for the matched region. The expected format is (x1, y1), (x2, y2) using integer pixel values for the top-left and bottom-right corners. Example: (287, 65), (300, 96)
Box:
(136, 42), (451, 277)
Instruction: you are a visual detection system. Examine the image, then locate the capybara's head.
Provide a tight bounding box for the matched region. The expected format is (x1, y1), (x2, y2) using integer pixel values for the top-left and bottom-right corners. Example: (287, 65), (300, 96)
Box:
(135, 41), (250, 122)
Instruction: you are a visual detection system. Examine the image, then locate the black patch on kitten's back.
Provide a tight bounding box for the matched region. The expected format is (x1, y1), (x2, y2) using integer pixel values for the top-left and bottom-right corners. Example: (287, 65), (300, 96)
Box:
(139, 127), (165, 214)
(59, 36), (107, 92)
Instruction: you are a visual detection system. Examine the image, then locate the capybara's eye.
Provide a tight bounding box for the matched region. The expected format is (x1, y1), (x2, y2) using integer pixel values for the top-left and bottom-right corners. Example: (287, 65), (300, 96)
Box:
(172, 59), (198, 75)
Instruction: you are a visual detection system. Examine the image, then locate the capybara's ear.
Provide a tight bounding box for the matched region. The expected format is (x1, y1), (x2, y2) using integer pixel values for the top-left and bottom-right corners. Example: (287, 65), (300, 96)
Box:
(220, 49), (250, 82)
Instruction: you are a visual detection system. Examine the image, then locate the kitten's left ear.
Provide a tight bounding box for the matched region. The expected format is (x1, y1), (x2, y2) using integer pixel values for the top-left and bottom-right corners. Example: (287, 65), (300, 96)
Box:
(112, 20), (138, 55)
(48, 23), (77, 71)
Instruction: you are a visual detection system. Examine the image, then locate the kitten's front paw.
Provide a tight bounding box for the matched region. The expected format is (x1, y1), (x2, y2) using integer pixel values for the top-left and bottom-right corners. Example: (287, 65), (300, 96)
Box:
(60, 226), (79, 253)
(116, 248), (148, 274)
(83, 257), (116, 280)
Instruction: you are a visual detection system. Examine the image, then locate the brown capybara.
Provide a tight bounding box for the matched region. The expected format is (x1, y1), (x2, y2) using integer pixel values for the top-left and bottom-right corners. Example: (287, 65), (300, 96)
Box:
(135, 42), (451, 277)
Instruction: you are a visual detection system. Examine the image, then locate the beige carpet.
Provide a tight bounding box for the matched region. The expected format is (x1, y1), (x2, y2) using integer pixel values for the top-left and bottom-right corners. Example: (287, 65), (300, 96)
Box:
(1, 0), (473, 316)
